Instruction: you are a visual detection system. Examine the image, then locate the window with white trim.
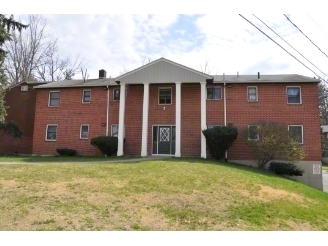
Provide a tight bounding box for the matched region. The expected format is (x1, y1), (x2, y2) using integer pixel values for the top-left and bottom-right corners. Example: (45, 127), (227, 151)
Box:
(80, 124), (89, 139)
(159, 88), (172, 104)
(46, 125), (57, 141)
(48, 91), (60, 107)
(288, 125), (303, 144)
(287, 86), (301, 104)
(21, 85), (28, 91)
(247, 86), (258, 102)
(111, 124), (125, 137)
(207, 87), (221, 99)
(82, 90), (91, 103)
(248, 125), (259, 141)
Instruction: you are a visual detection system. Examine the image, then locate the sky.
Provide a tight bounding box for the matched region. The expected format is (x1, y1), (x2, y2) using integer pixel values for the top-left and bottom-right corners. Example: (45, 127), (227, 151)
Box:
(5, 1), (328, 82)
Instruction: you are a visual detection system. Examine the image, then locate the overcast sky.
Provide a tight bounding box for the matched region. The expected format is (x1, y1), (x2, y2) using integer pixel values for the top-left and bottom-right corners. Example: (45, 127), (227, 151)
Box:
(6, 1), (328, 81)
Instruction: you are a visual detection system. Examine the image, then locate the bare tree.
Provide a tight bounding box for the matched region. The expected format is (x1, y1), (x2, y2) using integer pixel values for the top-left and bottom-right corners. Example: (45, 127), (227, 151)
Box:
(141, 56), (151, 65)
(4, 15), (85, 84)
(35, 39), (85, 81)
(200, 59), (219, 74)
(4, 15), (51, 84)
(81, 68), (89, 82)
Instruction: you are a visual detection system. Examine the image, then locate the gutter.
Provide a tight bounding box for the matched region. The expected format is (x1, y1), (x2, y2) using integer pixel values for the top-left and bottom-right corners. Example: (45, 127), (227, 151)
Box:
(223, 74), (228, 162)
(106, 84), (110, 136)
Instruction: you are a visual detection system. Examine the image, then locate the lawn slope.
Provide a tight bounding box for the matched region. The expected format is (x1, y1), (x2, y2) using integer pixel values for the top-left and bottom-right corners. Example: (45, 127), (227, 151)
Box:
(0, 158), (327, 230)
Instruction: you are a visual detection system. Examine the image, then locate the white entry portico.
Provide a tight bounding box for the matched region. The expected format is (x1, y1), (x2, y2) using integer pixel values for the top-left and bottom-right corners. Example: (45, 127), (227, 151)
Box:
(114, 57), (213, 158)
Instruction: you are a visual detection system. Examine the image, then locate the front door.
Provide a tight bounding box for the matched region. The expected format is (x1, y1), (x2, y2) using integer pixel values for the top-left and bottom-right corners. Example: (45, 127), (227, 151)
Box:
(152, 126), (176, 155)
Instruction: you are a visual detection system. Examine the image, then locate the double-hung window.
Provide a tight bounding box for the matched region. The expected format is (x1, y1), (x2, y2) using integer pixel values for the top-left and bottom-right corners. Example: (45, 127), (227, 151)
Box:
(80, 125), (89, 139)
(288, 125), (303, 144)
(113, 88), (120, 101)
(111, 124), (125, 137)
(46, 125), (58, 141)
(207, 87), (221, 100)
(82, 90), (91, 103)
(159, 88), (172, 104)
(49, 91), (60, 107)
(247, 86), (258, 102)
(287, 86), (301, 104)
(248, 125), (259, 141)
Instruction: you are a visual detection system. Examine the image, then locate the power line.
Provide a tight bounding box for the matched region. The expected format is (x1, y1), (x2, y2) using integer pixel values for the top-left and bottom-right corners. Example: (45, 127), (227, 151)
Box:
(283, 14), (328, 60)
(239, 14), (327, 83)
(308, 15), (328, 41)
(253, 14), (328, 78)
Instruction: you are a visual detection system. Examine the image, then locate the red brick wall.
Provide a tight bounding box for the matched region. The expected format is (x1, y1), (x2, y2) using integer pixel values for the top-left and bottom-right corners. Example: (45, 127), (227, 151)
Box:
(32, 82), (321, 161)
(0, 83), (37, 154)
(33, 87), (120, 156)
(224, 83), (321, 161)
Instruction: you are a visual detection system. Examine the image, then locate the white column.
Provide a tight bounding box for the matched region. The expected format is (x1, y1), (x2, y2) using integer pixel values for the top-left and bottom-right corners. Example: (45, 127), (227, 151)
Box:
(175, 82), (181, 157)
(141, 82), (149, 157)
(200, 82), (207, 159)
(117, 83), (126, 156)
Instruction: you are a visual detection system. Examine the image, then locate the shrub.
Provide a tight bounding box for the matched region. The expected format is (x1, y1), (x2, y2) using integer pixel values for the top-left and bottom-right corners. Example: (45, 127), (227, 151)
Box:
(91, 136), (118, 156)
(268, 162), (304, 176)
(243, 121), (304, 169)
(56, 148), (77, 156)
(202, 126), (238, 160)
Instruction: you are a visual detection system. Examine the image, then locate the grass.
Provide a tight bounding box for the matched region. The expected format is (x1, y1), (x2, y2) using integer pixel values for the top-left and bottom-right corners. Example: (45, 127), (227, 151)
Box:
(0, 157), (328, 230)
(322, 165), (328, 171)
(0, 155), (138, 163)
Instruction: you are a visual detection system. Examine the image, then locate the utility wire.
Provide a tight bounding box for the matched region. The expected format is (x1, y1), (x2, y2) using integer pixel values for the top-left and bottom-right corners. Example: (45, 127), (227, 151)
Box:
(239, 14), (327, 83)
(308, 15), (328, 41)
(284, 14), (328, 59)
(253, 14), (328, 78)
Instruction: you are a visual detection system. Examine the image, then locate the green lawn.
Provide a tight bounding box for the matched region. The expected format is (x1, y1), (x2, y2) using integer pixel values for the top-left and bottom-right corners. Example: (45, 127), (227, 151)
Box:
(322, 165), (328, 171)
(0, 157), (328, 230)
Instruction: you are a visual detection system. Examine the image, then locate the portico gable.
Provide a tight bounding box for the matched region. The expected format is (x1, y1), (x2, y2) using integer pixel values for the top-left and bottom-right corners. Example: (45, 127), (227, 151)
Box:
(114, 57), (213, 157)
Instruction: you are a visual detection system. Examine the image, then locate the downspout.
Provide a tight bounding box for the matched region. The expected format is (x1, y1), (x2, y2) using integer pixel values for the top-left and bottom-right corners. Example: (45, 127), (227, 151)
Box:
(106, 84), (109, 136)
(223, 73), (228, 162)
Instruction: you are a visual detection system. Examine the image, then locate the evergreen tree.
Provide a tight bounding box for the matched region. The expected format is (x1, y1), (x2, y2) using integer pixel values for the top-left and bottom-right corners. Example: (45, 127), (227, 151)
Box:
(0, 15), (27, 137)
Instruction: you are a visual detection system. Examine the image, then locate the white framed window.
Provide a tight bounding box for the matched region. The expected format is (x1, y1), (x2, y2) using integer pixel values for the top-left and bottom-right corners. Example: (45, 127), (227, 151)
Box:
(248, 125), (259, 141)
(46, 124), (58, 141)
(80, 124), (89, 139)
(111, 124), (125, 137)
(48, 91), (60, 107)
(247, 86), (258, 102)
(288, 125), (303, 144)
(113, 88), (120, 101)
(207, 87), (222, 100)
(82, 90), (91, 103)
(20, 85), (28, 91)
(207, 125), (222, 129)
(287, 86), (301, 104)
(158, 87), (172, 105)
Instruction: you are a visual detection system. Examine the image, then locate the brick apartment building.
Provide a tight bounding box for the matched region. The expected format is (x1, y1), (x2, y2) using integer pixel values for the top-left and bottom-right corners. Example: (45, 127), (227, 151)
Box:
(3, 58), (323, 189)
(0, 81), (46, 155)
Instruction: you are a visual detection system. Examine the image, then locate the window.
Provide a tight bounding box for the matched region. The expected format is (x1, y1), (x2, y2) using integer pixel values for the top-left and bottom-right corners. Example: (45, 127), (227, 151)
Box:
(207, 125), (222, 129)
(288, 125), (303, 144)
(113, 88), (120, 101)
(111, 124), (125, 137)
(80, 125), (89, 139)
(159, 88), (172, 104)
(46, 125), (57, 141)
(21, 85), (28, 91)
(49, 91), (60, 107)
(82, 90), (91, 103)
(247, 86), (258, 102)
(207, 87), (221, 99)
(287, 86), (301, 104)
(248, 125), (259, 141)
